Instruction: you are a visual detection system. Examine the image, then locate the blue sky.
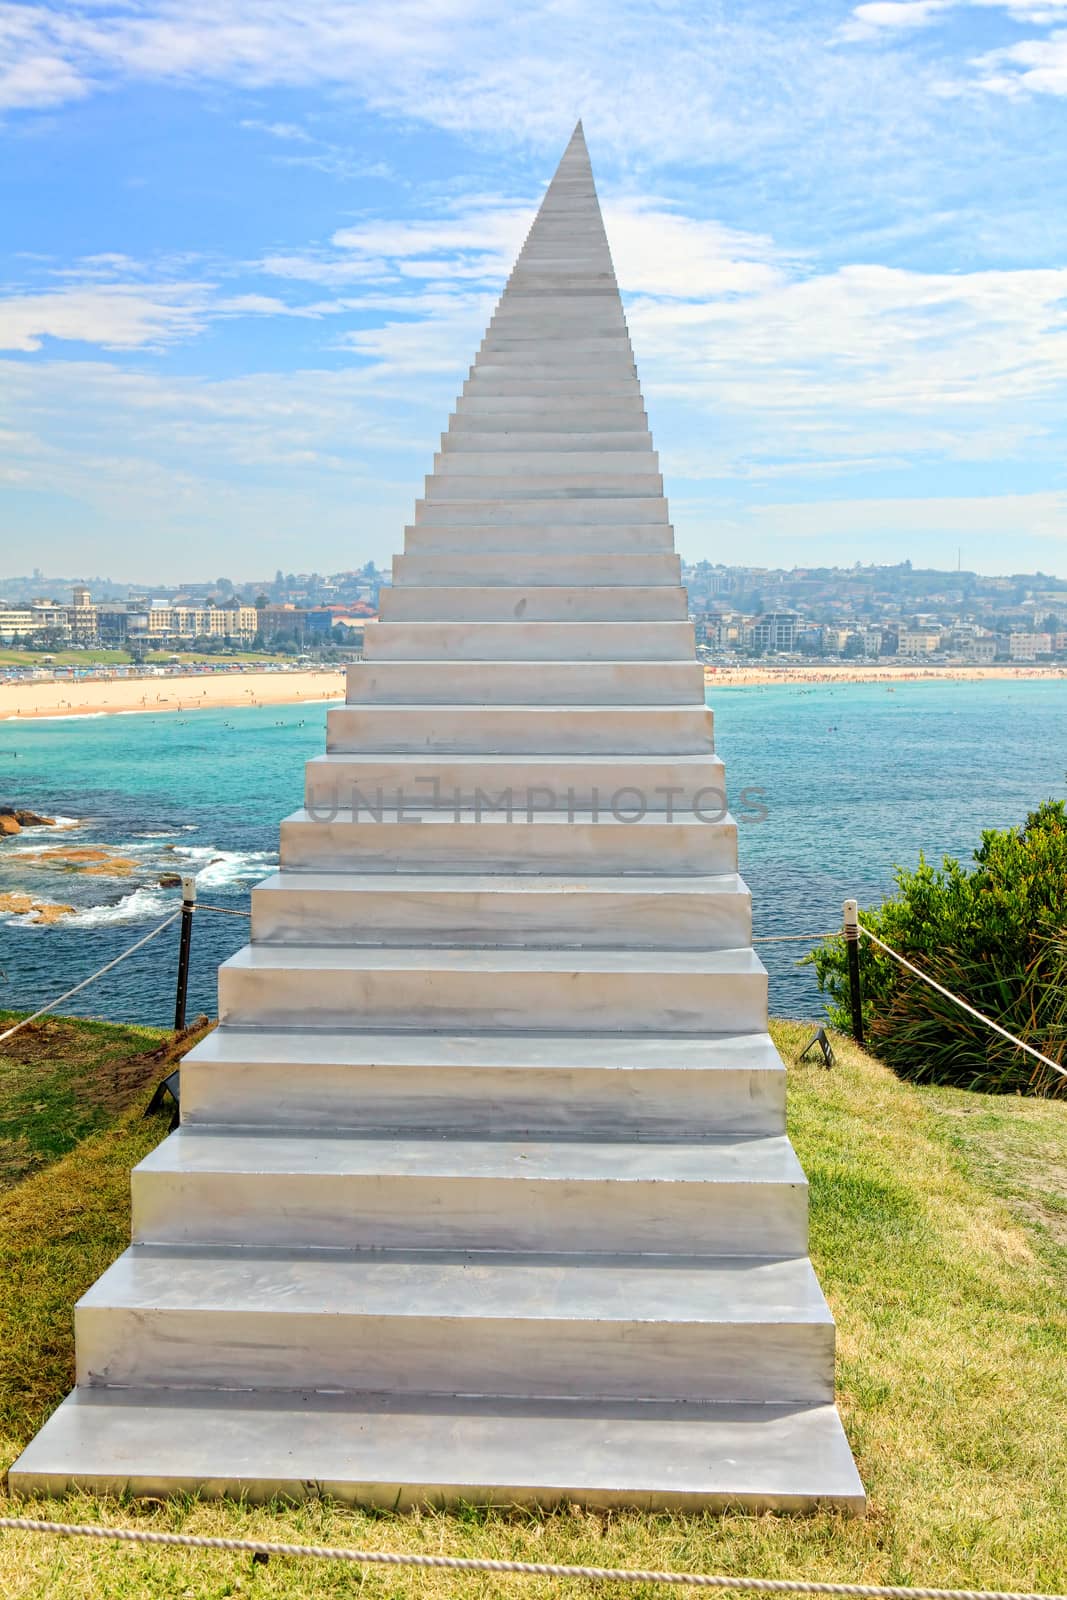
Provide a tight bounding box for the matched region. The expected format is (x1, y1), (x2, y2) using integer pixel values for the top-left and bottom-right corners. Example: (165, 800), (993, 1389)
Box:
(2, 0), (1067, 582)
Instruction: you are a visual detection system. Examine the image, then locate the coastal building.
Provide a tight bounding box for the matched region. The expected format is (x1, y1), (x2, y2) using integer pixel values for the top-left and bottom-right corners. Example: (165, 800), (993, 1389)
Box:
(12, 123), (863, 1511)
(1008, 631), (1052, 661)
(749, 611), (799, 653)
(0, 606), (34, 641)
(898, 629), (943, 656)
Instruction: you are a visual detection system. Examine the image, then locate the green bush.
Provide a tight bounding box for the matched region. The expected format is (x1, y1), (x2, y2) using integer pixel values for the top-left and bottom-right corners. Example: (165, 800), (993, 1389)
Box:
(808, 799), (1067, 1096)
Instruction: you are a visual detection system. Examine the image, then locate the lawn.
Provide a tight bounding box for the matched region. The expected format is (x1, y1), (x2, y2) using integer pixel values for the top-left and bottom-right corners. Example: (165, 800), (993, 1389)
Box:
(0, 1014), (1063, 1598)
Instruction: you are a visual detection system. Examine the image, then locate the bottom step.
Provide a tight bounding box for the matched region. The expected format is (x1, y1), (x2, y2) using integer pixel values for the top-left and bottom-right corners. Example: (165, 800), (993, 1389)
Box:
(8, 1390), (865, 1512)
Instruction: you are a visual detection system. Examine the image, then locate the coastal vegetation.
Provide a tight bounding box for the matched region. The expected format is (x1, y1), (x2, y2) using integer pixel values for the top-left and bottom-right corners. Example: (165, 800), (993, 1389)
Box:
(810, 800), (1067, 1097)
(0, 1012), (1064, 1594)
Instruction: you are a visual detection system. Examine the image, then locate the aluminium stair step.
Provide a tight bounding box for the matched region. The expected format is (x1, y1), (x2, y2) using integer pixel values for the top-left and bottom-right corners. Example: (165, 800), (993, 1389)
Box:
(249, 870), (750, 950)
(8, 1389), (866, 1510)
(304, 751), (727, 812)
(392, 551), (680, 586)
(179, 1025), (784, 1135)
(216, 943), (767, 1033)
(378, 586), (686, 622)
(345, 659), (704, 705)
(362, 619), (695, 661)
(412, 496), (669, 525)
(76, 1246), (833, 1403)
(130, 1129), (803, 1254)
(324, 703), (713, 756)
(279, 805), (739, 876)
(401, 521), (673, 551)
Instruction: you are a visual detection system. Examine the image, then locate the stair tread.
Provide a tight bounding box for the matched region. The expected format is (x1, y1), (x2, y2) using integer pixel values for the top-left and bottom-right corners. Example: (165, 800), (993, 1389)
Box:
(283, 806), (736, 829)
(221, 945), (763, 974)
(255, 871), (747, 894)
(84, 1245), (829, 1324)
(138, 1129), (804, 1185)
(183, 1026), (782, 1072)
(309, 752), (721, 766)
(8, 1389), (865, 1510)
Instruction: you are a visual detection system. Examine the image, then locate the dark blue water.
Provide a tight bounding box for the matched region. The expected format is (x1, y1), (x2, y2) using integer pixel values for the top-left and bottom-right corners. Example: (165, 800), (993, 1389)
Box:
(1, 680), (1063, 1025)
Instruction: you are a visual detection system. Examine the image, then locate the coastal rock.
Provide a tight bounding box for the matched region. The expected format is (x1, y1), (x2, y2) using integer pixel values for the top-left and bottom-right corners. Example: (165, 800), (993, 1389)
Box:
(0, 891), (75, 924)
(159, 873), (182, 887)
(0, 815), (19, 836)
(21, 845), (137, 877)
(0, 807), (57, 829)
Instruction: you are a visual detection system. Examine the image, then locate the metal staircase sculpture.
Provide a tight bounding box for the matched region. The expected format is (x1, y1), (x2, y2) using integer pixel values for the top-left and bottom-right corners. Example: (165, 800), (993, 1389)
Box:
(11, 123), (864, 1512)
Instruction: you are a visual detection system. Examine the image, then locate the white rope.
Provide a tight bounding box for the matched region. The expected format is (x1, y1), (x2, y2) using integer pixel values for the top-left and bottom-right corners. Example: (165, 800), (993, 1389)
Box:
(196, 903), (251, 917)
(0, 911), (181, 1047)
(0, 1518), (1060, 1599)
(753, 933), (837, 944)
(857, 926), (1067, 1082)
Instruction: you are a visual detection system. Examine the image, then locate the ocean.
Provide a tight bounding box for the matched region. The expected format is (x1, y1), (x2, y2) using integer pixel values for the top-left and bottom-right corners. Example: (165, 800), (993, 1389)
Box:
(1, 679), (1063, 1027)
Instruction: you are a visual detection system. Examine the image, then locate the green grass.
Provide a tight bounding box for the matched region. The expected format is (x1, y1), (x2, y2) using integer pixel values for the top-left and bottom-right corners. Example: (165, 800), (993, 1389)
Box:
(0, 1014), (1063, 1598)
(0, 1012), (196, 1189)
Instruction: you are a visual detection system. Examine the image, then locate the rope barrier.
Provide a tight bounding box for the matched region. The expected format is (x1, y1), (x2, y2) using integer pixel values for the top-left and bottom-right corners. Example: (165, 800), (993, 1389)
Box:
(196, 903), (251, 917)
(0, 1517), (1061, 1598)
(857, 926), (1067, 1082)
(0, 911), (182, 1047)
(753, 933), (836, 944)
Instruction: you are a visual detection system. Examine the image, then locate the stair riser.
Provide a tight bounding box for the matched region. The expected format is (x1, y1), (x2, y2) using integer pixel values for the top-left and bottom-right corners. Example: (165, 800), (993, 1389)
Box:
(453, 398), (646, 419)
(216, 966), (768, 1033)
(392, 553), (680, 586)
(279, 816), (739, 876)
(77, 1309), (832, 1404)
(401, 525), (675, 552)
(345, 661), (703, 705)
(304, 756), (729, 813)
(440, 432), (652, 451)
(363, 622), (694, 661)
(431, 453), (657, 476)
(132, 1171), (805, 1255)
(324, 705), (714, 755)
(424, 476), (664, 500)
(378, 589), (686, 622)
(248, 884), (751, 951)
(413, 497), (669, 525)
(180, 1061), (784, 1137)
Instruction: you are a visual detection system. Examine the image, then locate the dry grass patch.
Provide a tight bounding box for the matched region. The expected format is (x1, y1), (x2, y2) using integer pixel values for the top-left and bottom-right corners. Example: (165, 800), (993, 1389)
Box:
(0, 1017), (1063, 1598)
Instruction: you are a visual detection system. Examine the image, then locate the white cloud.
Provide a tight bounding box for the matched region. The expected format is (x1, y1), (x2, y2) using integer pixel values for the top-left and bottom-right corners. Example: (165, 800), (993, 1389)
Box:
(0, 283), (214, 351)
(0, 0), (941, 180)
(735, 491), (1067, 541)
(972, 30), (1067, 94)
(839, 1), (953, 42)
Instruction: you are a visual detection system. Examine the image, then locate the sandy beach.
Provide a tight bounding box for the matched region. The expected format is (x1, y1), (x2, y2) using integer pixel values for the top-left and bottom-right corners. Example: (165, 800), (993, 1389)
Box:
(0, 667), (347, 721)
(0, 662), (1064, 722)
(703, 663), (1067, 687)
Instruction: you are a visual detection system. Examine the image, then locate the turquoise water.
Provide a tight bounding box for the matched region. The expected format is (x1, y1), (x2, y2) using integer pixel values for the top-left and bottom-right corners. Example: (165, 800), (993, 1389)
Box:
(1, 680), (1064, 1026)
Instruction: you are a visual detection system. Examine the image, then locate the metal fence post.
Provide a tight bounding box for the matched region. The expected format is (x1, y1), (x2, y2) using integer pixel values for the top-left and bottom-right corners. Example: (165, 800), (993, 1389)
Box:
(843, 897), (864, 1047)
(173, 875), (197, 1031)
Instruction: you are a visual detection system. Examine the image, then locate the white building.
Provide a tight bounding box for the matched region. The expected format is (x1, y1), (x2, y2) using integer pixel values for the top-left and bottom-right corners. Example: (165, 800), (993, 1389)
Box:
(1008, 632), (1052, 661)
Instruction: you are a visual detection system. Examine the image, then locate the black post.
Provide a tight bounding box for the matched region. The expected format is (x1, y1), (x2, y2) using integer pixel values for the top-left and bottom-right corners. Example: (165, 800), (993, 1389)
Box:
(173, 874), (197, 1031)
(843, 897), (864, 1046)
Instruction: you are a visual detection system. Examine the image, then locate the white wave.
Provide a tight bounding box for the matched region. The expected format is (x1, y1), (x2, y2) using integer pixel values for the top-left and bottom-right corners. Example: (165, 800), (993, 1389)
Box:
(62, 886), (173, 927)
(171, 844), (279, 896)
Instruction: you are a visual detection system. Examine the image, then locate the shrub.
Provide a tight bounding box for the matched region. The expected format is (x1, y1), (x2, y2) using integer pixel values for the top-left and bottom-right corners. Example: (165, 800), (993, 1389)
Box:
(808, 799), (1067, 1097)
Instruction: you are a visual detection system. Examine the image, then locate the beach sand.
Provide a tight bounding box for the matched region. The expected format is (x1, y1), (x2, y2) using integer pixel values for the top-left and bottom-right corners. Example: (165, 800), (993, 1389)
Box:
(0, 668), (347, 722)
(0, 663), (1064, 722)
(703, 663), (1067, 687)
